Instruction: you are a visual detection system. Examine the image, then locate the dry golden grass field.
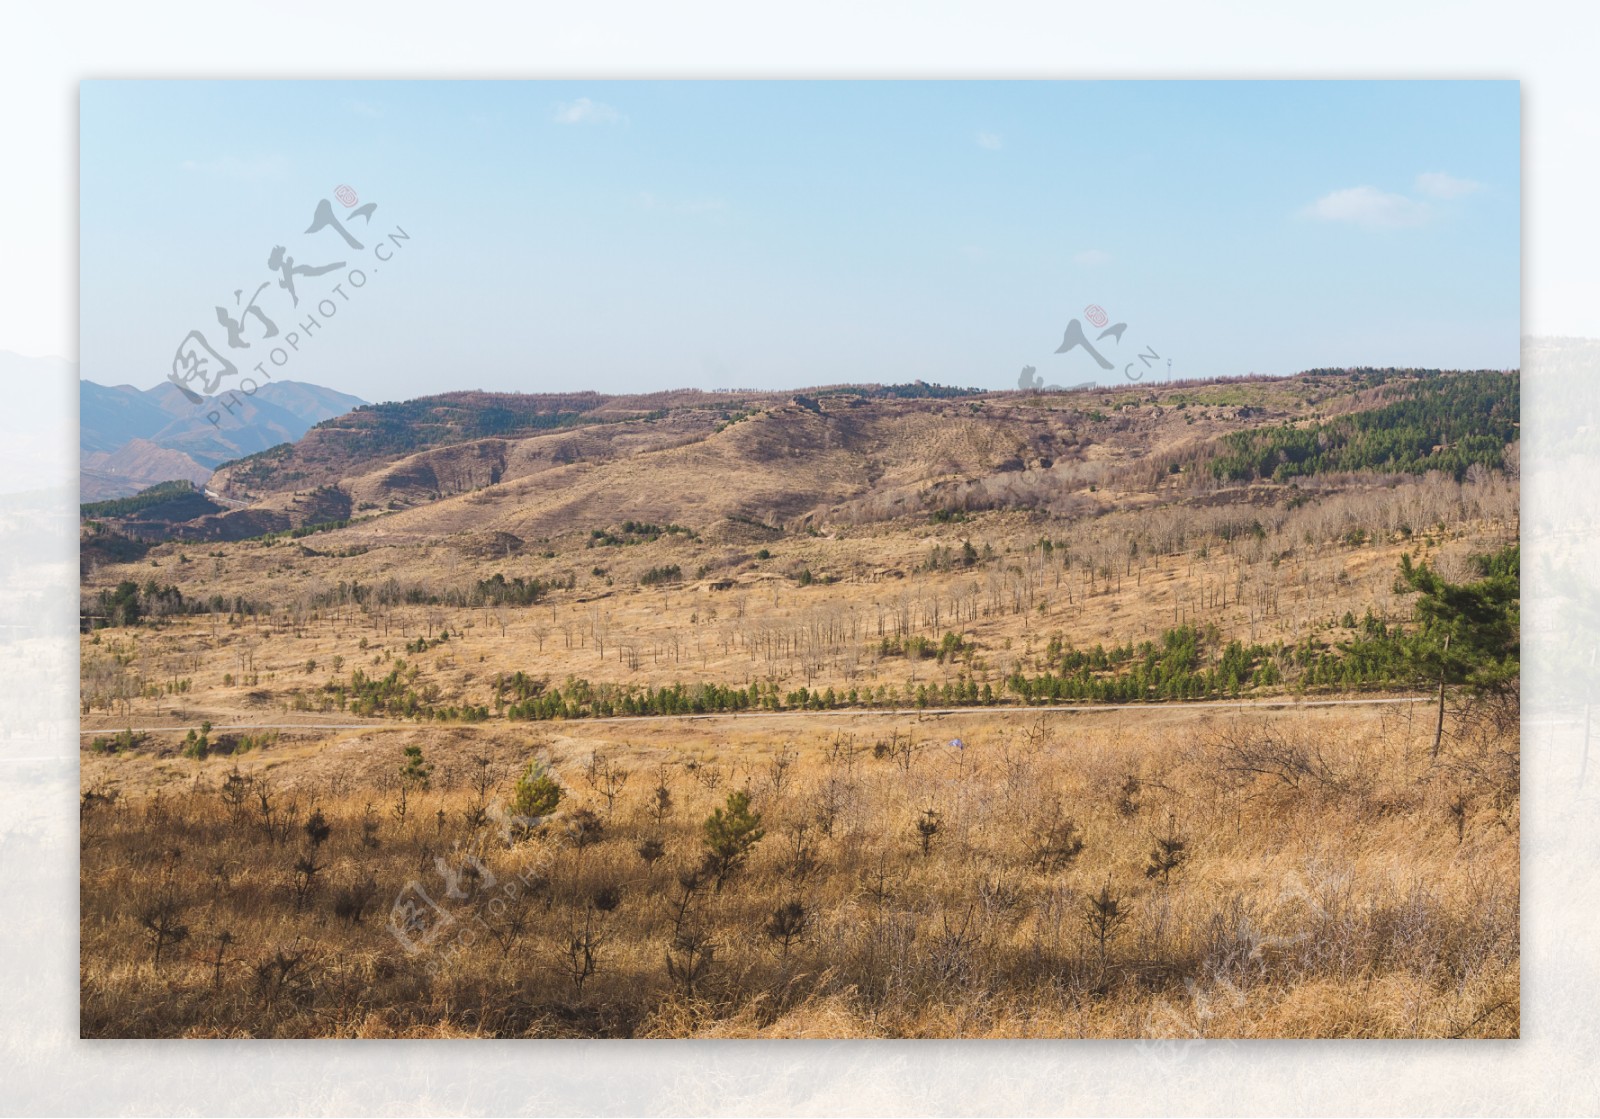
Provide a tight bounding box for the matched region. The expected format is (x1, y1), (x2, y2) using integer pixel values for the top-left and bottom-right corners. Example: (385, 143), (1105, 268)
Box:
(79, 703), (1518, 1038)
(79, 373), (1520, 1037)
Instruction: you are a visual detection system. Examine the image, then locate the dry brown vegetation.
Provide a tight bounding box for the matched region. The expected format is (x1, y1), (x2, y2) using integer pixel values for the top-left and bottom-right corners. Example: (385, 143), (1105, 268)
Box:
(80, 470), (1516, 727)
(80, 703), (1518, 1038)
(79, 372), (1520, 1037)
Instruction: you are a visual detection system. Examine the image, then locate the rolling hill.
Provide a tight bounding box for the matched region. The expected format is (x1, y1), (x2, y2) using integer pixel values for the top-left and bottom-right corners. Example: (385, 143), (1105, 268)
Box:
(88, 368), (1515, 549)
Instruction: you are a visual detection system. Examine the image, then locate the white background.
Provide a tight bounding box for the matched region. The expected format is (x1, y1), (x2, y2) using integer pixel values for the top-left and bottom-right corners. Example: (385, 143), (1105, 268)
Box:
(2, 2), (1597, 1114)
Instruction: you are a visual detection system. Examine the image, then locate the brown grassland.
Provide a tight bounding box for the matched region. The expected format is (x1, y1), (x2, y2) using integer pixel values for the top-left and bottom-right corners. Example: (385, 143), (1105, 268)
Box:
(79, 375), (1520, 1037)
(79, 701), (1519, 1038)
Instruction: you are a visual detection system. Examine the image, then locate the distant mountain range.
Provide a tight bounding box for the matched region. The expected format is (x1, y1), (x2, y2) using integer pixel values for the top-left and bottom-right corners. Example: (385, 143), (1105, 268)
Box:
(80, 378), (366, 501)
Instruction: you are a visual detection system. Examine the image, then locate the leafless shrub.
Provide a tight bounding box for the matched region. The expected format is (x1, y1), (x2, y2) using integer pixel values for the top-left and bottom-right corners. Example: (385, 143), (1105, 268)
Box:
(663, 866), (715, 999)
(813, 774), (852, 838)
(1023, 796), (1086, 873)
(976, 873), (1027, 925)
(778, 818), (820, 882)
(927, 903), (979, 986)
(331, 875), (378, 925)
(1083, 877), (1130, 967)
(637, 836), (666, 868)
(252, 940), (318, 1009)
(219, 767), (253, 824)
(1116, 773), (1142, 817)
(360, 803), (381, 849)
(758, 746), (791, 800)
(208, 930), (234, 988)
(481, 892), (534, 957)
(136, 895), (189, 968)
(304, 808), (331, 849)
(290, 854), (323, 910)
(1210, 721), (1363, 797)
(1145, 815), (1189, 886)
(565, 808), (605, 850)
(584, 752), (631, 818)
(763, 899), (809, 966)
(562, 891), (617, 995)
(686, 760), (725, 792)
(461, 754), (500, 831)
(874, 729), (920, 774)
(858, 850), (899, 908)
(648, 778), (673, 827)
(665, 923), (715, 1000)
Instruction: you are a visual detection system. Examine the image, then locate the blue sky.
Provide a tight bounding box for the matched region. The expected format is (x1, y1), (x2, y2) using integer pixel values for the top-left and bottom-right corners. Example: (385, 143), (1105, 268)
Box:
(80, 80), (1519, 404)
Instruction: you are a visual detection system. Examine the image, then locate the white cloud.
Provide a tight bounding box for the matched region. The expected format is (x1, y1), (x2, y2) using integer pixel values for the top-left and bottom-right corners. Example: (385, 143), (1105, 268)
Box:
(1415, 171), (1484, 200)
(554, 97), (624, 125)
(1303, 186), (1431, 229)
(344, 99), (382, 118)
(976, 131), (1003, 150)
(1072, 248), (1113, 266)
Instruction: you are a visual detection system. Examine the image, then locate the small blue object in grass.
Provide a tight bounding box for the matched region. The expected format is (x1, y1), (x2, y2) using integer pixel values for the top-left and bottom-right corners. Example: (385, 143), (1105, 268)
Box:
(950, 738), (964, 751)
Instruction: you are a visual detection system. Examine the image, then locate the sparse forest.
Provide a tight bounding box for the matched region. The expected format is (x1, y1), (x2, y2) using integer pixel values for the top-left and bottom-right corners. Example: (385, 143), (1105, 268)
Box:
(79, 367), (1520, 1037)
(1208, 371), (1518, 482)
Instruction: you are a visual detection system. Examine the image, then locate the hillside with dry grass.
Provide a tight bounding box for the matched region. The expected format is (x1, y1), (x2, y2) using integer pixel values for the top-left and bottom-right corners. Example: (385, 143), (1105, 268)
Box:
(117, 372), (1405, 541)
(78, 366), (1520, 1038)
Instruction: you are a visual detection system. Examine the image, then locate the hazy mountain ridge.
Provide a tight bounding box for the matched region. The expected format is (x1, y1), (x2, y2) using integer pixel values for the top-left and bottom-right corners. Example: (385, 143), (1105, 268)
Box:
(79, 378), (366, 501)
